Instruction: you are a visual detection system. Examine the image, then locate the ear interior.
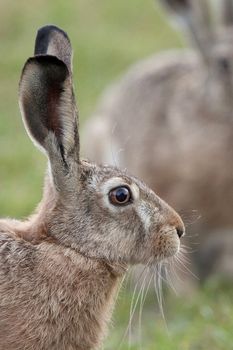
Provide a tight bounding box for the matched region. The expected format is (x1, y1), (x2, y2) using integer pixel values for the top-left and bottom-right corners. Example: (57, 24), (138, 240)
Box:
(19, 55), (79, 162)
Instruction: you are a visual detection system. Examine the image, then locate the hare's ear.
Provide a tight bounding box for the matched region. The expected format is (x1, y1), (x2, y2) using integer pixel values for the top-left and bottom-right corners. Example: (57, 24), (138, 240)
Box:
(19, 26), (79, 187)
(160, 0), (214, 65)
(221, 0), (233, 26)
(34, 25), (72, 72)
(159, 0), (190, 14)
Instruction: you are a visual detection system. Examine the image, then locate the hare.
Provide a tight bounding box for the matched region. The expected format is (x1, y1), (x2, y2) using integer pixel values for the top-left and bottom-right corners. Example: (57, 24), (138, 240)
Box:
(0, 25), (184, 350)
(82, 0), (233, 281)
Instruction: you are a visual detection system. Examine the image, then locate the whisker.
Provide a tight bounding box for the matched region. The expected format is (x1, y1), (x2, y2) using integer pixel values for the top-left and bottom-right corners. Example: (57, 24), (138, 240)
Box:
(117, 240), (195, 349)
(166, 257), (186, 290)
(118, 262), (151, 349)
(179, 244), (197, 253)
(174, 254), (199, 280)
(163, 262), (178, 295)
(128, 269), (150, 347)
(110, 122), (131, 169)
(178, 209), (202, 226)
(153, 263), (169, 331)
(138, 270), (151, 350)
(176, 251), (192, 264)
(110, 122), (119, 167)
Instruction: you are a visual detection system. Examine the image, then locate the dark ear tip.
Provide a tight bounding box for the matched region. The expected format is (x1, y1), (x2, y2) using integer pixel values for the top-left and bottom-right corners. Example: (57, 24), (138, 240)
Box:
(160, 0), (190, 12)
(35, 24), (70, 56)
(37, 25), (70, 43)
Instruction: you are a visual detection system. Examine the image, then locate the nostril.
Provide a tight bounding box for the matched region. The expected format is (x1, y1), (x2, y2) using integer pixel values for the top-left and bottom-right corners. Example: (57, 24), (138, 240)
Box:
(176, 227), (184, 238)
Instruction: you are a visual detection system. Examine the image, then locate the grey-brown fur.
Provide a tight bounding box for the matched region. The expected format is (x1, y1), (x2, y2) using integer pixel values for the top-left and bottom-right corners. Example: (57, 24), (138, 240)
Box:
(0, 25), (184, 349)
(83, 0), (233, 280)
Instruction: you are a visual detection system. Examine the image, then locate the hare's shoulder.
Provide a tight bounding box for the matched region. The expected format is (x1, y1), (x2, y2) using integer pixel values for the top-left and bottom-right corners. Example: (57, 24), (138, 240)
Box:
(0, 223), (108, 277)
(0, 227), (38, 271)
(0, 221), (59, 274)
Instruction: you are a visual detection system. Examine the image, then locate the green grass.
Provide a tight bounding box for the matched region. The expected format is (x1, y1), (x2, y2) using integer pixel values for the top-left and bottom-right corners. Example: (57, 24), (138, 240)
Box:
(106, 279), (233, 350)
(0, 1), (232, 349)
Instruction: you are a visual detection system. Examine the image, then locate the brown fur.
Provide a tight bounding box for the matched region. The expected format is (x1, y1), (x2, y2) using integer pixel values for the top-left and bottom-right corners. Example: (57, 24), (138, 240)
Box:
(0, 231), (121, 350)
(0, 25), (184, 349)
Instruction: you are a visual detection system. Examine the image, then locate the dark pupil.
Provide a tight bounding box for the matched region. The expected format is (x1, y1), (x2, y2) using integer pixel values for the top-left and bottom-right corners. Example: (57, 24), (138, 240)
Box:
(115, 187), (129, 202)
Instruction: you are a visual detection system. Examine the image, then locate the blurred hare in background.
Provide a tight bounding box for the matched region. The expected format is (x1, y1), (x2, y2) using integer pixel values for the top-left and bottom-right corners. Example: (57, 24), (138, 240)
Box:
(83, 0), (233, 281)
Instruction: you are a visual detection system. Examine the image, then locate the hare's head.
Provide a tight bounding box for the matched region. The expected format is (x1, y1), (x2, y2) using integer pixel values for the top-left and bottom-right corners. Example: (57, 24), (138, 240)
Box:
(161, 0), (233, 87)
(19, 25), (184, 267)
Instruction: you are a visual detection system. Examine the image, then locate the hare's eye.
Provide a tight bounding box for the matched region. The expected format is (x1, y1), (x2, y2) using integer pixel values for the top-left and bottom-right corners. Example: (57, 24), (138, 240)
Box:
(109, 186), (132, 206)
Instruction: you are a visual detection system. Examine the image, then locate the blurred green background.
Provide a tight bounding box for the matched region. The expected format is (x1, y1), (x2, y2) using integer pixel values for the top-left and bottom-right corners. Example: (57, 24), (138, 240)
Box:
(0, 1), (232, 349)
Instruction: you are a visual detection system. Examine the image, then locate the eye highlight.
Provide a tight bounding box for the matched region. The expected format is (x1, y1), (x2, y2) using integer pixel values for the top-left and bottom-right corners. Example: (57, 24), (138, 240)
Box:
(109, 186), (132, 206)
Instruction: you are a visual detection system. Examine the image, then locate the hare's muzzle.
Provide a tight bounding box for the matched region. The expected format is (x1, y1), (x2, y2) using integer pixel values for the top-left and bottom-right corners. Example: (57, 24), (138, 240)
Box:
(165, 204), (185, 239)
(151, 206), (185, 260)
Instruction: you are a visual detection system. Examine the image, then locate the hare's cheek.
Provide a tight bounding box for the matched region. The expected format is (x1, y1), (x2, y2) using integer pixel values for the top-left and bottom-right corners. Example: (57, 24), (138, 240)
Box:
(152, 229), (180, 259)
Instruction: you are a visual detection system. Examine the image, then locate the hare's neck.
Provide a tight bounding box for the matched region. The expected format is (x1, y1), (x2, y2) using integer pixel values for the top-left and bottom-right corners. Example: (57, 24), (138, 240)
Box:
(39, 245), (124, 349)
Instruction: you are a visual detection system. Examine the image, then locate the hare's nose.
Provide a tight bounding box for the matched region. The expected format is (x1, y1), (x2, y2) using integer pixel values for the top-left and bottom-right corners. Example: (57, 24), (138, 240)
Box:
(176, 226), (185, 238)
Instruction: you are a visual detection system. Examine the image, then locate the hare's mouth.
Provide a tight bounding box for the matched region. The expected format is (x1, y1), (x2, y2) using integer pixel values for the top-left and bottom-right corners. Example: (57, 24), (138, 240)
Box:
(152, 228), (181, 261)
